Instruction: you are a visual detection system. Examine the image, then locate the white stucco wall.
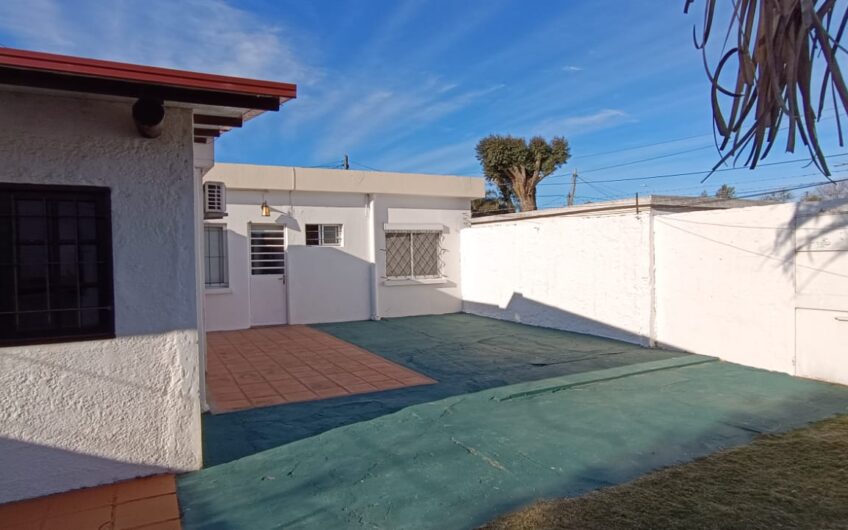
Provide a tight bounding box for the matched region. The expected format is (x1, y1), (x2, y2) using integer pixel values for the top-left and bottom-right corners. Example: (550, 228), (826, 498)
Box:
(0, 90), (202, 503)
(655, 201), (848, 381)
(203, 189), (469, 329)
(460, 212), (654, 345)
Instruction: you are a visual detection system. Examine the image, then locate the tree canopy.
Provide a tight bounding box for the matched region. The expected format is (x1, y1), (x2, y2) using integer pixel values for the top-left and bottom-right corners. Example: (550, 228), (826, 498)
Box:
(475, 135), (570, 211)
(715, 184), (737, 199)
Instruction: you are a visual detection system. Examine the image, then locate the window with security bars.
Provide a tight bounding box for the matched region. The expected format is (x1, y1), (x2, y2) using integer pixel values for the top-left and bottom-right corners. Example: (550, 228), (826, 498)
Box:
(204, 225), (228, 288)
(250, 226), (285, 275)
(0, 184), (115, 345)
(385, 230), (443, 279)
(305, 224), (342, 246)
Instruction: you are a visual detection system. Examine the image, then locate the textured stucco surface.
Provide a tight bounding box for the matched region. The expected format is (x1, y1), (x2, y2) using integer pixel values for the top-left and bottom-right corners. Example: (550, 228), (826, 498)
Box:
(460, 212), (653, 345)
(0, 89), (201, 503)
(655, 201), (848, 380)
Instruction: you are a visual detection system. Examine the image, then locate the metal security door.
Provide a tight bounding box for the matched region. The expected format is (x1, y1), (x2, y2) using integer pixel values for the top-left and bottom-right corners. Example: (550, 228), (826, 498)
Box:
(249, 225), (287, 326)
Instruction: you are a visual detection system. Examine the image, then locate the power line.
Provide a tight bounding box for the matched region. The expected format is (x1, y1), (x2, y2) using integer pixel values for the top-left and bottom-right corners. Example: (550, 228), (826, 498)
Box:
(539, 153), (848, 185)
(580, 145), (715, 174)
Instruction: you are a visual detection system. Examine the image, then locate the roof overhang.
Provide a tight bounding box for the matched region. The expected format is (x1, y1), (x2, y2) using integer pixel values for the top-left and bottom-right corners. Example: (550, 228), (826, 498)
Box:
(0, 47), (297, 143)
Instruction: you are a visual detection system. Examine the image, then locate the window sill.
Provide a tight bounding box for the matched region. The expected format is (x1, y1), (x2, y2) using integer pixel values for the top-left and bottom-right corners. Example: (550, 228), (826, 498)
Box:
(383, 277), (448, 286)
(205, 287), (232, 295)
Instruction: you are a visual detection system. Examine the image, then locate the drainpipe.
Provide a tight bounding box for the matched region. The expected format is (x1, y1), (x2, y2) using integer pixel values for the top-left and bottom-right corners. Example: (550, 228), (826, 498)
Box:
(367, 193), (381, 320)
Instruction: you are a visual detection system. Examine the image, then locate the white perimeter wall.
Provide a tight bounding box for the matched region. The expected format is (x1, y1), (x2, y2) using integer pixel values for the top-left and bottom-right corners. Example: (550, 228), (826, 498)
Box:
(461, 212), (654, 345)
(204, 191), (467, 329)
(461, 201), (848, 385)
(654, 201), (848, 382)
(0, 90), (202, 503)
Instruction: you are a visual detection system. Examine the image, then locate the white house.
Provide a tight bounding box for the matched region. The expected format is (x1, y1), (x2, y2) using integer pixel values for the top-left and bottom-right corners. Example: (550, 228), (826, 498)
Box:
(202, 163), (484, 330)
(0, 47), (296, 503)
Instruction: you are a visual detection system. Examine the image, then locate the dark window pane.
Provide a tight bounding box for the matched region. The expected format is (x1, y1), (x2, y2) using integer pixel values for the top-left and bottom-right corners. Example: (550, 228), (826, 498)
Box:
(0, 314), (13, 335)
(50, 285), (78, 310)
(55, 310), (79, 329)
(58, 217), (77, 241)
(56, 201), (76, 216)
(17, 217), (47, 243)
(0, 266), (13, 311)
(78, 218), (96, 240)
(80, 287), (100, 308)
(305, 224), (320, 246)
(77, 201), (96, 217)
(16, 199), (44, 216)
(19, 244), (47, 264)
(80, 262), (98, 284)
(0, 218), (12, 262)
(79, 308), (103, 328)
(18, 311), (50, 331)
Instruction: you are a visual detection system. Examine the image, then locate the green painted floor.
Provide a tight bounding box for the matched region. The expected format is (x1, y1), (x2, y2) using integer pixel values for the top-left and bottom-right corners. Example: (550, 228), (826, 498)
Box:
(179, 330), (848, 529)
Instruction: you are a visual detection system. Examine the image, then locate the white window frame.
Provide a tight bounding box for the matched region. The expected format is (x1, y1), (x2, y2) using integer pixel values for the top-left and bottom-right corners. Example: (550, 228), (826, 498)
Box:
(203, 224), (229, 289)
(305, 223), (343, 247)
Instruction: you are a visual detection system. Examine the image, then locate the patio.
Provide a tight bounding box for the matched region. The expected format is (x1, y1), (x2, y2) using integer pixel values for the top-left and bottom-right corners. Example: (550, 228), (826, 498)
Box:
(205, 325), (435, 413)
(180, 314), (848, 529)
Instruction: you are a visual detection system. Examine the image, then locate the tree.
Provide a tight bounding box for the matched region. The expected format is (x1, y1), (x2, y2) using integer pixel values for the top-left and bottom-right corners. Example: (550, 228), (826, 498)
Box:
(475, 135), (570, 211)
(813, 181), (848, 200)
(686, 1), (848, 177)
(715, 184), (737, 199)
(471, 189), (515, 217)
(761, 189), (794, 202)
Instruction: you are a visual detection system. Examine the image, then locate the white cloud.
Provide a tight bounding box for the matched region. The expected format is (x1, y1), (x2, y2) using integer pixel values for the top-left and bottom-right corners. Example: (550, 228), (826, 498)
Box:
(0, 0), (320, 85)
(563, 65), (583, 72)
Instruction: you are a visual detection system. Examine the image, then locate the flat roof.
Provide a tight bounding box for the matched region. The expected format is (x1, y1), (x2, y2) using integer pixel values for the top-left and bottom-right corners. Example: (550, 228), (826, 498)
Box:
(471, 195), (778, 223)
(206, 163), (486, 199)
(0, 47), (297, 143)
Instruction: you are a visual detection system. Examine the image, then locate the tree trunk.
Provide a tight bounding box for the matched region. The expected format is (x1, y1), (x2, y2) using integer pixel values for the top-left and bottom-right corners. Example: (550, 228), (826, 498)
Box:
(518, 193), (536, 211)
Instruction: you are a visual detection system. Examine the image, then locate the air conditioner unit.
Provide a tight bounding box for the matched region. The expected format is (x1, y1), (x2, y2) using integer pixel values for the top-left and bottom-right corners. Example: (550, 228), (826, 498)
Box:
(203, 182), (227, 219)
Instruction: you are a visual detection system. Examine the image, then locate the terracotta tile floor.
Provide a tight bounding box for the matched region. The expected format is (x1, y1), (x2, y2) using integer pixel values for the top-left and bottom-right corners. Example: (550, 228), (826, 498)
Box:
(206, 325), (436, 413)
(0, 474), (180, 530)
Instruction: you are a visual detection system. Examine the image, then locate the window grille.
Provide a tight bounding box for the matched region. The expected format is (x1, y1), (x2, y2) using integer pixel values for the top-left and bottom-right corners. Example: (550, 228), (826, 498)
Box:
(305, 224), (342, 246)
(250, 226), (285, 275)
(385, 230), (443, 279)
(0, 184), (115, 345)
(204, 225), (228, 287)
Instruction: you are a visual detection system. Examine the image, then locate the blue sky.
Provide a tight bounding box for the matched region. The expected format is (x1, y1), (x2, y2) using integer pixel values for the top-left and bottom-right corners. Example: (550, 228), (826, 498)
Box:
(1, 0), (844, 206)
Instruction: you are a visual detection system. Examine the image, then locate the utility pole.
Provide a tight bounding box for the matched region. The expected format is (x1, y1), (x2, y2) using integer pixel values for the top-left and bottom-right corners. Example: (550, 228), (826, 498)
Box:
(343, 153), (350, 170)
(566, 169), (578, 206)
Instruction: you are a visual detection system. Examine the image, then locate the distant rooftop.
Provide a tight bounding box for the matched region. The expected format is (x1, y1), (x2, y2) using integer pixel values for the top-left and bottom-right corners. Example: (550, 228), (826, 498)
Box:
(472, 195), (777, 224)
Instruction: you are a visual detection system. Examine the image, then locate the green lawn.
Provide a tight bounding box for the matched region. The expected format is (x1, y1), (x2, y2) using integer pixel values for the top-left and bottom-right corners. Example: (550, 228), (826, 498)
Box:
(482, 414), (848, 530)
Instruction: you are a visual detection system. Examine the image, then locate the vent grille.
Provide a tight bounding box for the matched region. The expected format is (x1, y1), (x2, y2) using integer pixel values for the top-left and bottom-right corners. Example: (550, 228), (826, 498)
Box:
(204, 182), (226, 218)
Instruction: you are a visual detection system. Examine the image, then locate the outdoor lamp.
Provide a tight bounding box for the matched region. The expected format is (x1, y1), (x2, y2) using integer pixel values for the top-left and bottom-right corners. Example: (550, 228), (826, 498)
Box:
(261, 200), (271, 217)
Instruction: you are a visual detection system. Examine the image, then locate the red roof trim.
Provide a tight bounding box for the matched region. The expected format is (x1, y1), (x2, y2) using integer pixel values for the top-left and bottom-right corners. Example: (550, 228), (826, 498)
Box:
(0, 47), (297, 100)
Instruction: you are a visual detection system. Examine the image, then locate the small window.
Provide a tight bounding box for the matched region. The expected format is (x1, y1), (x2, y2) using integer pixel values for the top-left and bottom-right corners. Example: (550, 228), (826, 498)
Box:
(204, 225), (228, 288)
(0, 184), (115, 345)
(385, 230), (443, 279)
(305, 224), (342, 246)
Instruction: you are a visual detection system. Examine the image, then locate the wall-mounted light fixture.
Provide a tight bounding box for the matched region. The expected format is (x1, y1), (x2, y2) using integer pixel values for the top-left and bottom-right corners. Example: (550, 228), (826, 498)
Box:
(260, 193), (271, 217)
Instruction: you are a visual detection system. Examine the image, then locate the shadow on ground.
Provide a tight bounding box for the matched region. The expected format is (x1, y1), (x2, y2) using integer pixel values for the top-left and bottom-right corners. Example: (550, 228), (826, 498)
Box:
(180, 353), (848, 530)
(201, 313), (679, 465)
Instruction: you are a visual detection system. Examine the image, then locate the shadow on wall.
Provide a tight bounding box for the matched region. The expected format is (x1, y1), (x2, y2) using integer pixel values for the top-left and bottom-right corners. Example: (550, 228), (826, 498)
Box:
(0, 437), (169, 504)
(464, 292), (651, 346)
